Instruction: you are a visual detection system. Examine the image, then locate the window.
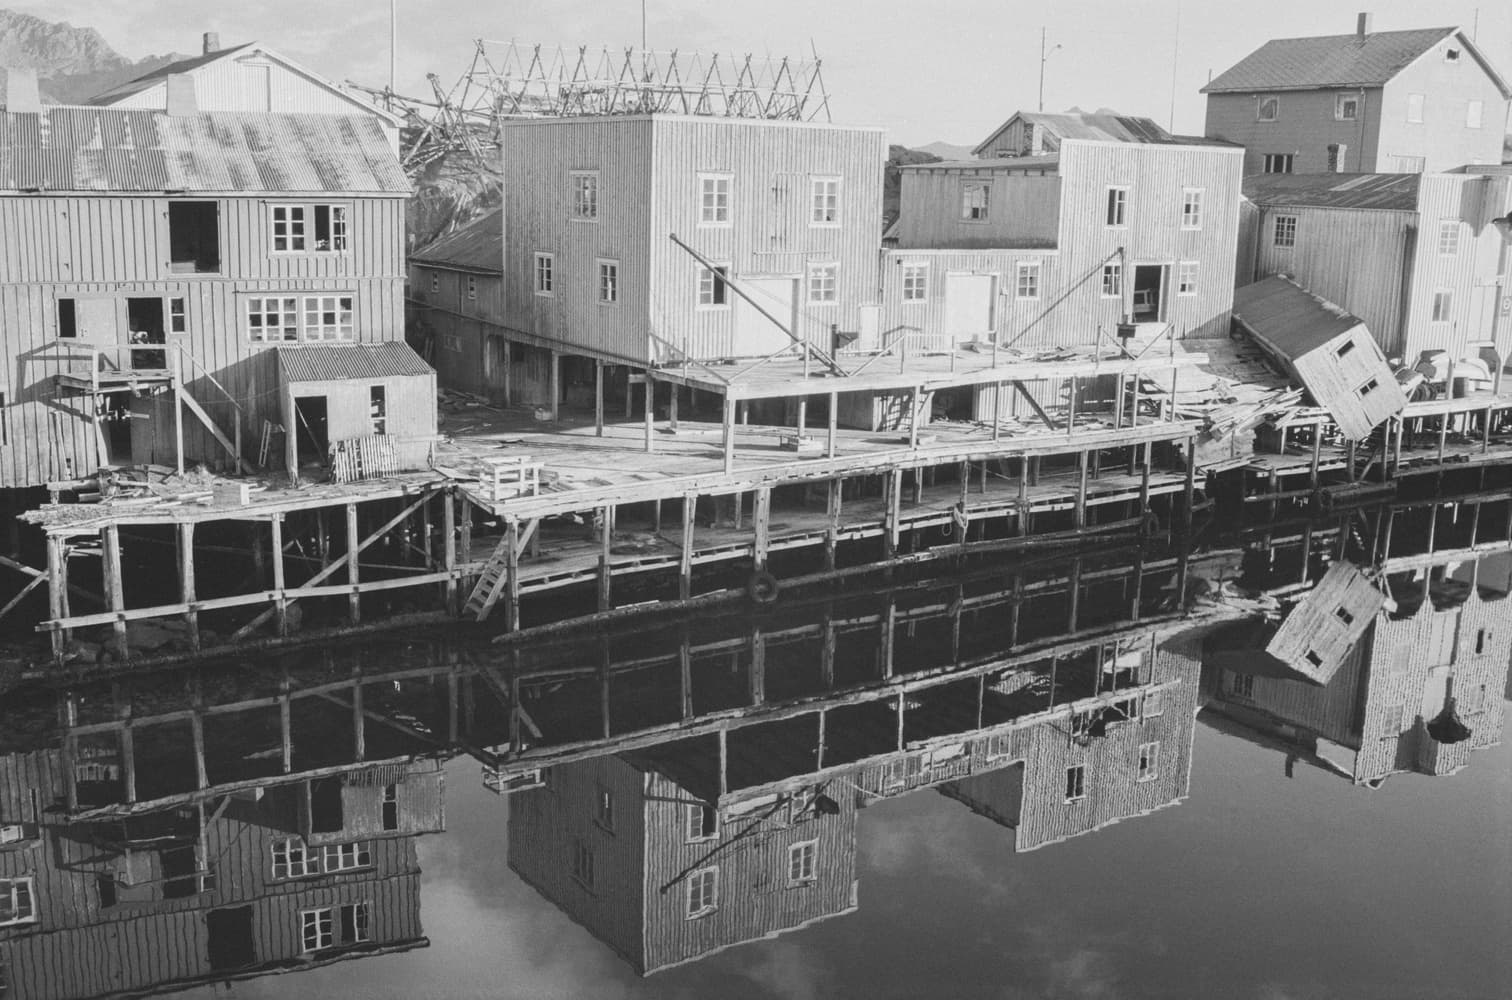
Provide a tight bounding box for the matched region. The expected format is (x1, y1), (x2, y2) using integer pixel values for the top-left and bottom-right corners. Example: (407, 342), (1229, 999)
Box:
(1335, 93), (1359, 121)
(961, 181), (990, 221)
(699, 174), (731, 225)
(1105, 186), (1128, 227)
(1231, 672), (1255, 698)
(430, 273), (439, 294)
(1389, 154), (1426, 174)
(1407, 94), (1424, 123)
(1, 823), (38, 845)
(58, 298), (77, 338)
(686, 803), (718, 842)
(1326, 143), (1347, 173)
(169, 297), (187, 334)
(1357, 378), (1380, 398)
(687, 867), (718, 918)
(269, 205), (347, 252)
(571, 838), (595, 889)
(1475, 628), (1487, 654)
(381, 783), (398, 831)
(1256, 95), (1279, 122)
(697, 265), (730, 307)
(1273, 215), (1298, 248)
(1262, 153), (1294, 174)
(168, 201), (220, 273)
(1445, 47), (1461, 62)
(271, 205), (306, 252)
(571, 171), (599, 219)
(1181, 188), (1203, 229)
(595, 787), (615, 832)
(272, 838), (318, 879)
(808, 263), (838, 304)
(441, 333), (462, 352)
(341, 902), (370, 945)
(370, 385), (386, 435)
(534, 252), (554, 296)
(302, 907), (333, 951)
(1101, 262), (1122, 298)
(0, 878), (36, 926)
(811, 177), (840, 225)
(986, 731), (1013, 759)
(1467, 100), (1483, 129)
(902, 263), (928, 302)
(1016, 260), (1041, 299)
(302, 295), (355, 341)
(1143, 690), (1165, 718)
(1177, 261), (1198, 296)
(1064, 765), (1086, 802)
(1336, 338), (1357, 359)
(314, 205), (348, 251)
(1380, 704), (1405, 736)
(1431, 290), (1453, 323)
(1137, 742), (1159, 781)
(787, 841), (817, 884)
(788, 787), (816, 823)
(1335, 605), (1355, 626)
(597, 260), (619, 304)
(247, 296), (300, 342)
(301, 903), (368, 952)
(466, 275), (477, 300)
(323, 842), (372, 872)
(1438, 221), (1460, 255)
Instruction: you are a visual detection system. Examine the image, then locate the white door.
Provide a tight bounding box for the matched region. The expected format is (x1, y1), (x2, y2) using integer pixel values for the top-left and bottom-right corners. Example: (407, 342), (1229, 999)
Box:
(944, 274), (994, 344)
(734, 277), (797, 357)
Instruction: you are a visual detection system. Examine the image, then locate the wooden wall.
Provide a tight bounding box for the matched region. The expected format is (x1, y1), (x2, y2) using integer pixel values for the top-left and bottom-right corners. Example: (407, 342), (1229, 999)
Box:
(894, 168), (1061, 249)
(1376, 39), (1511, 173)
(1203, 88), (1384, 175)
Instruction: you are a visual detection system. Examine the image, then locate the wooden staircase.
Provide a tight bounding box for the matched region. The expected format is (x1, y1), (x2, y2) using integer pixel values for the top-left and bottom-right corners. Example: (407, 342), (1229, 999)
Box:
(878, 389), (934, 432)
(464, 519), (537, 621)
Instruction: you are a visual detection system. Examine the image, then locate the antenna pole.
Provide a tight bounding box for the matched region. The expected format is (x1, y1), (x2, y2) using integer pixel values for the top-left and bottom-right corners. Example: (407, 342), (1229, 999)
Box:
(1168, 3), (1181, 131)
(1038, 28), (1046, 113)
(390, 0), (398, 98)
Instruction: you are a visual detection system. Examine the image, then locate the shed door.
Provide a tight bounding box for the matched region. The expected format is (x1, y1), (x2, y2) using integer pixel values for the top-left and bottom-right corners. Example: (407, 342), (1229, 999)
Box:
(76, 298), (121, 343)
(945, 274), (994, 343)
(734, 277), (797, 357)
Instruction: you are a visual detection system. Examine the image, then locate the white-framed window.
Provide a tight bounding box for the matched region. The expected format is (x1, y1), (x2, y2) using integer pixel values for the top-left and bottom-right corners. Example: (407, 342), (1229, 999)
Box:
(1105, 186), (1128, 227)
(1101, 262), (1122, 298)
(1406, 94), (1424, 123)
(270, 204), (348, 252)
(1, 823), (38, 845)
(1181, 188), (1203, 229)
(788, 787), (816, 824)
(1230, 672), (1255, 698)
(961, 181), (990, 221)
(595, 787), (615, 832)
(1016, 260), (1041, 299)
(1177, 261), (1198, 296)
(811, 176), (840, 225)
(808, 262), (838, 304)
(272, 205), (305, 252)
(699, 174), (732, 226)
(1381, 703), (1405, 736)
(169, 296), (187, 334)
(1064, 764), (1086, 802)
(1256, 95), (1279, 121)
(466, 274), (477, 300)
(1143, 690), (1165, 718)
(686, 803), (718, 843)
(1389, 154), (1426, 174)
(1334, 93), (1359, 121)
(571, 171), (599, 219)
(571, 838), (595, 889)
(247, 296), (300, 342)
(597, 259), (619, 304)
(1326, 143), (1348, 173)
(1273, 215), (1298, 248)
(1438, 221), (1461, 255)
(902, 262), (928, 302)
(686, 866), (719, 918)
(430, 273), (439, 294)
(986, 731), (1013, 760)
(301, 907), (333, 951)
(534, 252), (554, 296)
(323, 842), (372, 872)
(0, 877), (36, 926)
(302, 295), (355, 341)
(1137, 741), (1160, 781)
(787, 840), (817, 885)
(1431, 290), (1453, 323)
(272, 838), (318, 879)
(1467, 100), (1484, 129)
(1262, 153), (1294, 174)
(697, 265), (730, 308)
(301, 903), (369, 952)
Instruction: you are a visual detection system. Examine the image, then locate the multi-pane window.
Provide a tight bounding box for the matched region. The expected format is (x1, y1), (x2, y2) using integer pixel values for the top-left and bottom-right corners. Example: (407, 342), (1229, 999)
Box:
(247, 296), (300, 342)
(1177, 261), (1199, 296)
(466, 275), (477, 300)
(272, 205), (305, 252)
(595, 788), (615, 832)
(572, 838), (595, 889)
(687, 867), (718, 918)
(324, 842), (372, 872)
(1262, 153), (1294, 174)
(788, 841), (817, 884)
(699, 174), (731, 225)
(1256, 95), (1279, 121)
(686, 803), (718, 842)
(301, 903), (368, 952)
(303, 296), (355, 341)
(534, 252), (554, 295)
(1407, 93), (1424, 123)
(1431, 290), (1453, 322)
(572, 171), (599, 219)
(1273, 215), (1298, 248)
(1137, 741), (1159, 781)
(788, 787), (816, 824)
(271, 205), (348, 252)
(1064, 764), (1086, 802)
(598, 260), (619, 304)
(1334, 93), (1359, 121)
(1144, 690), (1165, 717)
(1437, 221), (1460, 255)
(808, 263), (838, 304)
(1016, 261), (1040, 299)
(272, 838), (317, 879)
(1101, 262), (1122, 298)
(1467, 100), (1484, 128)
(1381, 704), (1405, 736)
(169, 297), (187, 333)
(301, 907), (333, 951)
(1357, 377), (1380, 399)
(1, 878), (36, 926)
(1231, 672), (1255, 698)
(381, 783), (398, 831)
(1105, 187), (1128, 226)
(698, 266), (729, 307)
(902, 263), (928, 302)
(1181, 188), (1203, 229)
(961, 181), (990, 221)
(811, 177), (840, 225)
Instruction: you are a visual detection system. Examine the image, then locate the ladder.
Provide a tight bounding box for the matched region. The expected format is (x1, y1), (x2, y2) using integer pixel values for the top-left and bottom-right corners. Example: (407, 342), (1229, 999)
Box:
(463, 519), (538, 621)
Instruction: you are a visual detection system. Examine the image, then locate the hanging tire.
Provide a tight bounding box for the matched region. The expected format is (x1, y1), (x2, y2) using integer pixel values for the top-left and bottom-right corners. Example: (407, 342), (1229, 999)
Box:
(1139, 511), (1162, 538)
(748, 570), (780, 605)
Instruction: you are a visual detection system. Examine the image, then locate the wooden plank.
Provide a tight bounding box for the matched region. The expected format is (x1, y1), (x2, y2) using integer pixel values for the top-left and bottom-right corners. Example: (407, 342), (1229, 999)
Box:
(594, 359), (605, 437)
(753, 486), (772, 571)
(102, 524), (127, 660)
(679, 493), (696, 601)
(346, 503), (361, 623)
(180, 522), (198, 652)
(505, 517), (521, 631)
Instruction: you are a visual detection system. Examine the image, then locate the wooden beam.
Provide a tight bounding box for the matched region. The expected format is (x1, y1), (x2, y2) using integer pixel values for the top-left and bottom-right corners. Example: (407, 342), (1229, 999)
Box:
(594, 359), (605, 437)
(443, 491), (458, 614)
(644, 374), (655, 454)
(723, 395), (737, 474)
(346, 503), (361, 624)
(1074, 450), (1089, 529)
(180, 521), (198, 652)
(886, 468), (902, 558)
(102, 524), (127, 660)
(549, 349), (560, 422)
(598, 506), (613, 611)
(505, 517), (521, 631)
(679, 494), (696, 601)
(271, 516), (287, 636)
(753, 486), (772, 571)
(47, 537), (65, 662)
(825, 479), (842, 571)
(827, 391), (839, 458)
(1013, 381), (1057, 429)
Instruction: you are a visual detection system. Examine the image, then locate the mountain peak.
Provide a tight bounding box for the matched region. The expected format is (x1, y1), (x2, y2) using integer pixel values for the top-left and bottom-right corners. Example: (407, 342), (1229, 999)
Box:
(0, 7), (190, 104)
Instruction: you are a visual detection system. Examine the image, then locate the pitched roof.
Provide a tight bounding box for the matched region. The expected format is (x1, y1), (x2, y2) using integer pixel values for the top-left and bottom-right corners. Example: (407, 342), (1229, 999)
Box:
(86, 42), (259, 103)
(409, 209), (502, 273)
(1202, 27), (1511, 98)
(973, 111), (1177, 156)
(1243, 172), (1420, 211)
(0, 107), (409, 194)
(1233, 276), (1365, 359)
(278, 342), (434, 382)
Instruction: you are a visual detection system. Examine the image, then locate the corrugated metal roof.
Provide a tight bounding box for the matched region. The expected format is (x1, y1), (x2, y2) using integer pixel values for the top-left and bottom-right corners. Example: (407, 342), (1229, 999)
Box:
(409, 209), (503, 273)
(278, 342), (435, 382)
(1203, 27), (1459, 93)
(972, 111), (1235, 156)
(0, 107), (408, 194)
(86, 43), (259, 104)
(1243, 172), (1420, 211)
(901, 155), (1061, 172)
(1232, 276), (1363, 357)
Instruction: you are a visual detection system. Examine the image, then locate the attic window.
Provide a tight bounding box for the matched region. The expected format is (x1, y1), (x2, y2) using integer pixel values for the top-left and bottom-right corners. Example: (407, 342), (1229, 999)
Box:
(1334, 94), (1359, 121)
(1256, 95), (1279, 122)
(1444, 47), (1460, 62)
(1336, 340), (1355, 359)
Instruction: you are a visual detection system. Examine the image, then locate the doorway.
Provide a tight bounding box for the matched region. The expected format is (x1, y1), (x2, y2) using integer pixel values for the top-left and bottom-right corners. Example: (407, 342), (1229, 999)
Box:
(1132, 265), (1168, 323)
(944, 274), (995, 345)
(485, 335), (509, 404)
(103, 390), (133, 466)
(294, 396), (330, 469)
(734, 277), (797, 357)
(126, 298), (166, 370)
(207, 906), (256, 971)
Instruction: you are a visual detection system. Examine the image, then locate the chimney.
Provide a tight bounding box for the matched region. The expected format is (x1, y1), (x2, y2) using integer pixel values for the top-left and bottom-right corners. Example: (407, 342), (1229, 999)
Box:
(1357, 12), (1373, 39)
(203, 32), (220, 56)
(165, 73), (197, 116)
(0, 67), (41, 114)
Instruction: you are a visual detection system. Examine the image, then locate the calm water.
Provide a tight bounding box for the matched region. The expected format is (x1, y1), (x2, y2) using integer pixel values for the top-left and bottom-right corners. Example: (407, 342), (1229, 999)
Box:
(3, 516), (1509, 1000)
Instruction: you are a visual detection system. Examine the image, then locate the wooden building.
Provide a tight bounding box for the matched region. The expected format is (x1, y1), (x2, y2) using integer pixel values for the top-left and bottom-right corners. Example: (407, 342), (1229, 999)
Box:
(1262, 563), (1385, 683)
(0, 70), (423, 488)
(1202, 14), (1512, 175)
(1239, 169), (1512, 365)
(972, 111), (1177, 159)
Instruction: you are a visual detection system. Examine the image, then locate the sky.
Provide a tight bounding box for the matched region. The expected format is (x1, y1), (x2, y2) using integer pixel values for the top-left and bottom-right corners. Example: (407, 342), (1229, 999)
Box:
(17, 0), (1512, 147)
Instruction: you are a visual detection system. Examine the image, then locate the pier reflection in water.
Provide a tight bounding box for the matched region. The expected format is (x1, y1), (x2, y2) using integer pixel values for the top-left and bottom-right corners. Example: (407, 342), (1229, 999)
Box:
(1, 494), (1509, 998)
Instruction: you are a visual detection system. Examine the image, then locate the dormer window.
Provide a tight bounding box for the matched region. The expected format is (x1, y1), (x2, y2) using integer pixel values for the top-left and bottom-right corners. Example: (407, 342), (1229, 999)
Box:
(1256, 95), (1279, 122)
(1334, 93), (1359, 121)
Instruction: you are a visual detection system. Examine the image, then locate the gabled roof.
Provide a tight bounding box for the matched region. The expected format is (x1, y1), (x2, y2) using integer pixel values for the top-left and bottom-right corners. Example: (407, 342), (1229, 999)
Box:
(90, 42), (259, 101)
(1202, 27), (1512, 99)
(1243, 172), (1420, 212)
(0, 107), (409, 194)
(278, 342), (434, 383)
(1233, 275), (1364, 359)
(972, 111), (1176, 157)
(410, 209), (502, 273)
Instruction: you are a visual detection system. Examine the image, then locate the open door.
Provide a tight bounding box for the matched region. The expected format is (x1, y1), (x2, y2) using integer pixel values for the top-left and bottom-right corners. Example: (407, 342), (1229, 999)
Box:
(207, 906), (256, 971)
(293, 396), (329, 469)
(125, 298), (167, 371)
(1132, 265), (1168, 323)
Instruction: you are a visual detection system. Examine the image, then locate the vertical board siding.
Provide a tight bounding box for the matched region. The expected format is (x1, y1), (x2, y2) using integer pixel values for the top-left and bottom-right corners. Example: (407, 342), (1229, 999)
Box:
(1375, 42), (1510, 173)
(896, 169), (1060, 249)
(1203, 88), (1385, 175)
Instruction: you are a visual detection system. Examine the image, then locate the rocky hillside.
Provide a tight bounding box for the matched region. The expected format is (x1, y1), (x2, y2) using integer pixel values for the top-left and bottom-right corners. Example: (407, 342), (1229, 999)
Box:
(883, 144), (942, 229)
(0, 8), (186, 103)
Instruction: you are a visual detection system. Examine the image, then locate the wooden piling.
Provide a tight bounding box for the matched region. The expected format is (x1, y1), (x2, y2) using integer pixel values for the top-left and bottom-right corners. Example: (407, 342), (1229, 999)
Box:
(345, 503), (360, 624)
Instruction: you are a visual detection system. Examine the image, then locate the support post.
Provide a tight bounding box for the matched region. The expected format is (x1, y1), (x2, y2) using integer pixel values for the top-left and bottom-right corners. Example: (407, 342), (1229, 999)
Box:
(827, 391), (839, 458)
(102, 525), (127, 660)
(549, 350), (560, 422)
(443, 491), (458, 614)
(886, 468), (902, 558)
(594, 359), (605, 437)
(598, 505), (613, 611)
(271, 515), (287, 636)
(1182, 434), (1197, 530)
(644, 374), (655, 453)
(345, 503), (360, 624)
(503, 517), (521, 631)
(723, 395), (736, 474)
(669, 383), (679, 431)
(679, 494), (695, 601)
(753, 486), (771, 571)
(47, 535), (65, 662)
(1074, 450), (1089, 529)
(825, 479), (842, 571)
